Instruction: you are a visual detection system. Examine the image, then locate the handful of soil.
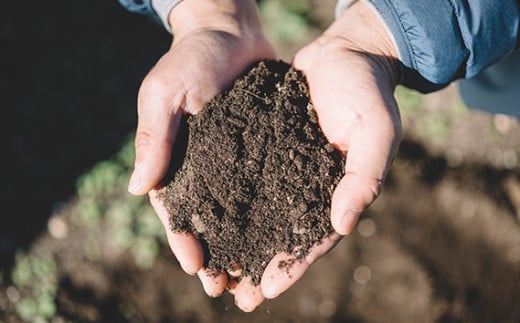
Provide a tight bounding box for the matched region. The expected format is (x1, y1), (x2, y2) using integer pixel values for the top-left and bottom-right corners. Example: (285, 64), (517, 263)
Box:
(158, 60), (344, 284)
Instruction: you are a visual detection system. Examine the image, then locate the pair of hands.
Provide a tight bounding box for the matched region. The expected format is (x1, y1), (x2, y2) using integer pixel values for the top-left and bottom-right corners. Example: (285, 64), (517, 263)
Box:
(128, 0), (401, 312)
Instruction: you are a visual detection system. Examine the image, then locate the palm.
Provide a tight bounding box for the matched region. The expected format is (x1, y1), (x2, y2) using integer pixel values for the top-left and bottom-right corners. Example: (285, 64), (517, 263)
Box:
(132, 1), (400, 312)
(142, 30), (275, 116)
(252, 38), (401, 304)
(134, 28), (276, 300)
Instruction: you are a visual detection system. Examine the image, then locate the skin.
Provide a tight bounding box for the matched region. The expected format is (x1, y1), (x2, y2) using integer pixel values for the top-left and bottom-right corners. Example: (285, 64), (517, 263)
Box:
(128, 0), (400, 312)
(261, 1), (401, 301)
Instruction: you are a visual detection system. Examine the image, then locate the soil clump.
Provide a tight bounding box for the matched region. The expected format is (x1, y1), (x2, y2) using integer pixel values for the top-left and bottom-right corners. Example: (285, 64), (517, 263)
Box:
(159, 60), (344, 284)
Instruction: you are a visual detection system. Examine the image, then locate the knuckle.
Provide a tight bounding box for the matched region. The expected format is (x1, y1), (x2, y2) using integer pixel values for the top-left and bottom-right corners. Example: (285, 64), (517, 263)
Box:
(134, 130), (153, 149)
(140, 73), (170, 95)
(135, 130), (173, 152)
(344, 110), (364, 129)
(345, 171), (383, 206)
(366, 178), (383, 201)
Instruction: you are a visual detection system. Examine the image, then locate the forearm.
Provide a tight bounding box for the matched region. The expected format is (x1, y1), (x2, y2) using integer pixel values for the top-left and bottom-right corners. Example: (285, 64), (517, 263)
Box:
(168, 0), (262, 38)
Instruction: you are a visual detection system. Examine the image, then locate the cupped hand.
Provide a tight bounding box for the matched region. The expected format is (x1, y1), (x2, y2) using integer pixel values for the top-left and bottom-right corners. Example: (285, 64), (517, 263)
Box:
(232, 1), (402, 310)
(128, 0), (401, 312)
(293, 3), (401, 237)
(127, 0), (276, 304)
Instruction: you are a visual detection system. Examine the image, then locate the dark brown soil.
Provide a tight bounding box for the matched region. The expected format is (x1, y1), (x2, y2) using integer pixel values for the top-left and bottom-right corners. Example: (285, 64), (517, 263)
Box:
(158, 60), (344, 284)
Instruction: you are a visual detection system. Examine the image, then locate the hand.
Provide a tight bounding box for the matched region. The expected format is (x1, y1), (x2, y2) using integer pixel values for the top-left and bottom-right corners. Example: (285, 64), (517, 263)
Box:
(127, 0), (276, 303)
(294, 2), (401, 236)
(232, 1), (402, 310)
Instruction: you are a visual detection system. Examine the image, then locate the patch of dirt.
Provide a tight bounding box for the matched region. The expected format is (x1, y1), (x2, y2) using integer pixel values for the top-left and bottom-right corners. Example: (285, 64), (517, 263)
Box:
(159, 60), (344, 284)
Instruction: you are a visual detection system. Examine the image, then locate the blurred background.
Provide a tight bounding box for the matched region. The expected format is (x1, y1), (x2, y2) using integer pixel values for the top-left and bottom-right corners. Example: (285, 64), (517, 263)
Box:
(1, 0), (520, 322)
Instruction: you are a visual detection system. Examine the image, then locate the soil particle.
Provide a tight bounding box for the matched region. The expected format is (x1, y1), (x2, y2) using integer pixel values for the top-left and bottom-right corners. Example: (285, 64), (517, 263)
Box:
(158, 60), (344, 284)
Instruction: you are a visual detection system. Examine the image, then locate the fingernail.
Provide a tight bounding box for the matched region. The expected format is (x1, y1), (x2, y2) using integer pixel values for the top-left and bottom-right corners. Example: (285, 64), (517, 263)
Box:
(341, 210), (360, 234)
(128, 167), (142, 194)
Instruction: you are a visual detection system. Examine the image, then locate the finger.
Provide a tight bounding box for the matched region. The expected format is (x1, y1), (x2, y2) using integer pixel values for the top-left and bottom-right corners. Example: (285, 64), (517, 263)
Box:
(261, 233), (341, 299)
(232, 276), (265, 313)
(331, 116), (399, 235)
(227, 278), (239, 296)
(303, 232), (342, 265)
(227, 264), (243, 278)
(197, 269), (227, 298)
(149, 190), (204, 275)
(261, 254), (307, 300)
(128, 75), (185, 195)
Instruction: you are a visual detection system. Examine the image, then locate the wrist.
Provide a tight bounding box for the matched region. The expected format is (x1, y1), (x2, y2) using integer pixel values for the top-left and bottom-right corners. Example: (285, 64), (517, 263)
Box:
(324, 1), (400, 86)
(169, 0), (263, 38)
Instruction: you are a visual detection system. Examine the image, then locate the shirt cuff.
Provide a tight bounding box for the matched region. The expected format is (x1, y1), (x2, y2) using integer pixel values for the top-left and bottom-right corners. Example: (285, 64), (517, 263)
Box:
(335, 0), (357, 19)
(119, 0), (182, 34)
(151, 0), (183, 34)
(118, 0), (155, 15)
(336, 0), (520, 93)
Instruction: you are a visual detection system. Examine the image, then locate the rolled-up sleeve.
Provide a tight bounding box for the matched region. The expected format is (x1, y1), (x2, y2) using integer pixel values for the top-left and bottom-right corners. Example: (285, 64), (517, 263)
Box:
(119, 0), (182, 33)
(118, 0), (155, 15)
(338, 0), (520, 93)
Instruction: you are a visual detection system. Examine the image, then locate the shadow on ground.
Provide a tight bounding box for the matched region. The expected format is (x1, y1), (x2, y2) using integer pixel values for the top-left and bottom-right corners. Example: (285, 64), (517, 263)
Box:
(1, 1), (169, 266)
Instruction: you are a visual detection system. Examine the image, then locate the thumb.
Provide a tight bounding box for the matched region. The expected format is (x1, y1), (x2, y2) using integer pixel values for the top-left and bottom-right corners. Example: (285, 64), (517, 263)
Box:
(128, 78), (184, 195)
(330, 113), (399, 235)
(330, 172), (382, 235)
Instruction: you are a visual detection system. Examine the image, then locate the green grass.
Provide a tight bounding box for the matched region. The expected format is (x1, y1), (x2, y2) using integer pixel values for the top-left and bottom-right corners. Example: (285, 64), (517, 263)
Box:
(74, 135), (166, 268)
(395, 85), (423, 116)
(11, 253), (58, 321)
(259, 0), (313, 45)
(7, 135), (167, 321)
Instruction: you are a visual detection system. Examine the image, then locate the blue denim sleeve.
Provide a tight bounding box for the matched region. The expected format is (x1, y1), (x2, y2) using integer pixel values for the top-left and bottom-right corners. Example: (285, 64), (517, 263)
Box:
(118, 0), (155, 15)
(119, 0), (182, 33)
(365, 0), (520, 93)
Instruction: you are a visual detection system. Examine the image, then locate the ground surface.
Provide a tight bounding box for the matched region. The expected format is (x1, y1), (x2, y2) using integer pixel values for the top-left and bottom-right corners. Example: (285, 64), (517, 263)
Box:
(2, 1), (520, 322)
